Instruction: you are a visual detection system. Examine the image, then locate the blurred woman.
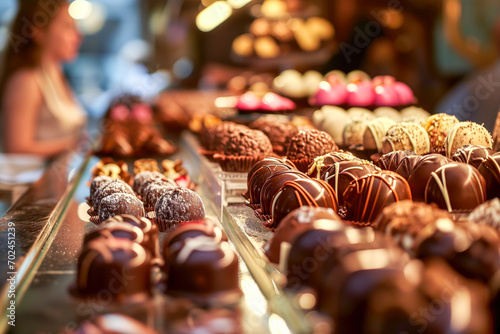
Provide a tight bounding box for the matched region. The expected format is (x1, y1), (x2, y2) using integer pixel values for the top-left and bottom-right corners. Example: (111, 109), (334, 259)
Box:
(0, 0), (87, 158)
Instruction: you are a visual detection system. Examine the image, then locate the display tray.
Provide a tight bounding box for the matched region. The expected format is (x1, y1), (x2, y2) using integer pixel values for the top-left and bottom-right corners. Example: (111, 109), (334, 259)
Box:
(0, 132), (312, 334)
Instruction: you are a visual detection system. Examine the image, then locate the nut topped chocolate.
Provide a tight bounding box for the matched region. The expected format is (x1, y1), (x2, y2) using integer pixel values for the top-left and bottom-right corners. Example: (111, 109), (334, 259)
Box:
(249, 115), (297, 155)
(376, 150), (415, 171)
(286, 129), (337, 161)
(444, 121), (493, 157)
(421, 113), (459, 154)
(222, 127), (273, 157)
(382, 122), (430, 155)
(343, 170), (412, 223)
(307, 150), (357, 178)
(202, 122), (247, 153)
(425, 162), (486, 212)
(154, 187), (205, 232)
(269, 178), (338, 230)
(451, 145), (493, 169)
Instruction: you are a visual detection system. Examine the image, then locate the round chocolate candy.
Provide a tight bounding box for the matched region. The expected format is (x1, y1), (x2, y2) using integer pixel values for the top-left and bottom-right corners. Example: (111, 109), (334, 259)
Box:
(376, 150), (415, 171)
(424, 162), (486, 212)
(394, 154), (422, 180)
(98, 193), (145, 223)
(477, 153), (500, 200)
(247, 163), (295, 206)
(407, 153), (451, 202)
(259, 170), (308, 217)
(451, 145), (493, 169)
(343, 171), (412, 223)
(154, 187), (205, 232)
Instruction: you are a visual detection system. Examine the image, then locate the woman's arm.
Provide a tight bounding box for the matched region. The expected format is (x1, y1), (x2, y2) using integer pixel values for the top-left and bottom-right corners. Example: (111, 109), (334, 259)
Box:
(2, 70), (78, 158)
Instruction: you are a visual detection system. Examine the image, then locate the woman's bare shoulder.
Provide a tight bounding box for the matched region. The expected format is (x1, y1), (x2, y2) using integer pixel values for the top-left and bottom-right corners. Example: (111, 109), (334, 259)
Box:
(3, 68), (41, 100)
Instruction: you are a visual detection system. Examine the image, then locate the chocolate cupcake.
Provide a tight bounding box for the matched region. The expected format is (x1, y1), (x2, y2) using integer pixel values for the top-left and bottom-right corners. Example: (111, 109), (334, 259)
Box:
(321, 160), (379, 206)
(407, 154), (452, 202)
(469, 198), (500, 232)
(132, 171), (165, 195)
(444, 121), (493, 157)
(265, 206), (343, 264)
(343, 171), (412, 223)
(286, 129), (337, 172)
(376, 150), (415, 171)
(307, 151), (358, 178)
(382, 122), (430, 155)
(154, 187), (205, 232)
(452, 145), (493, 169)
(214, 128), (273, 172)
(98, 193), (145, 223)
(164, 237), (241, 304)
(421, 113), (459, 154)
(268, 178), (338, 230)
(71, 238), (152, 302)
(478, 153), (500, 200)
(103, 215), (160, 263)
(249, 115), (297, 155)
(425, 162), (486, 212)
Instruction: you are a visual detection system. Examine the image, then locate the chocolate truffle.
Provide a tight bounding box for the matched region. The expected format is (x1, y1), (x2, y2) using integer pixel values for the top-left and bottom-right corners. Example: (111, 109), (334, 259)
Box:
(452, 145), (493, 169)
(373, 107), (401, 122)
(343, 171), (412, 223)
(269, 178), (338, 230)
(222, 128), (273, 157)
(477, 153), (500, 200)
(265, 206), (343, 264)
(98, 193), (145, 223)
(142, 181), (176, 208)
(307, 151), (358, 178)
(468, 198), (500, 232)
(373, 200), (451, 253)
(249, 115), (297, 155)
(382, 122), (430, 155)
(163, 219), (227, 253)
(400, 106), (430, 124)
(425, 162), (486, 212)
(363, 118), (396, 152)
(247, 163), (295, 206)
(103, 215), (160, 262)
(313, 106), (351, 146)
(132, 171), (165, 194)
(286, 129), (337, 171)
(414, 219), (500, 283)
(407, 153), (452, 202)
(444, 121), (493, 157)
(343, 120), (367, 147)
(72, 238), (152, 301)
(164, 237), (241, 302)
(421, 113), (459, 154)
(154, 187), (205, 232)
(394, 154), (423, 180)
(92, 179), (134, 211)
(89, 175), (114, 204)
(376, 150), (415, 171)
(321, 160), (378, 206)
(247, 157), (296, 182)
(138, 177), (177, 199)
(259, 170), (309, 218)
(83, 221), (145, 247)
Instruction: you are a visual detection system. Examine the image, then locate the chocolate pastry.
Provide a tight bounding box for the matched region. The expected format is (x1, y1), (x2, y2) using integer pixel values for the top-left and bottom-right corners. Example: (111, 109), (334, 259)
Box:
(321, 160), (378, 206)
(477, 153), (500, 200)
(154, 187), (205, 232)
(98, 193), (145, 223)
(72, 238), (152, 301)
(265, 206), (343, 264)
(164, 237), (241, 302)
(376, 150), (415, 171)
(451, 145), (493, 169)
(343, 171), (412, 223)
(407, 153), (451, 202)
(424, 162), (486, 212)
(269, 178), (338, 230)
